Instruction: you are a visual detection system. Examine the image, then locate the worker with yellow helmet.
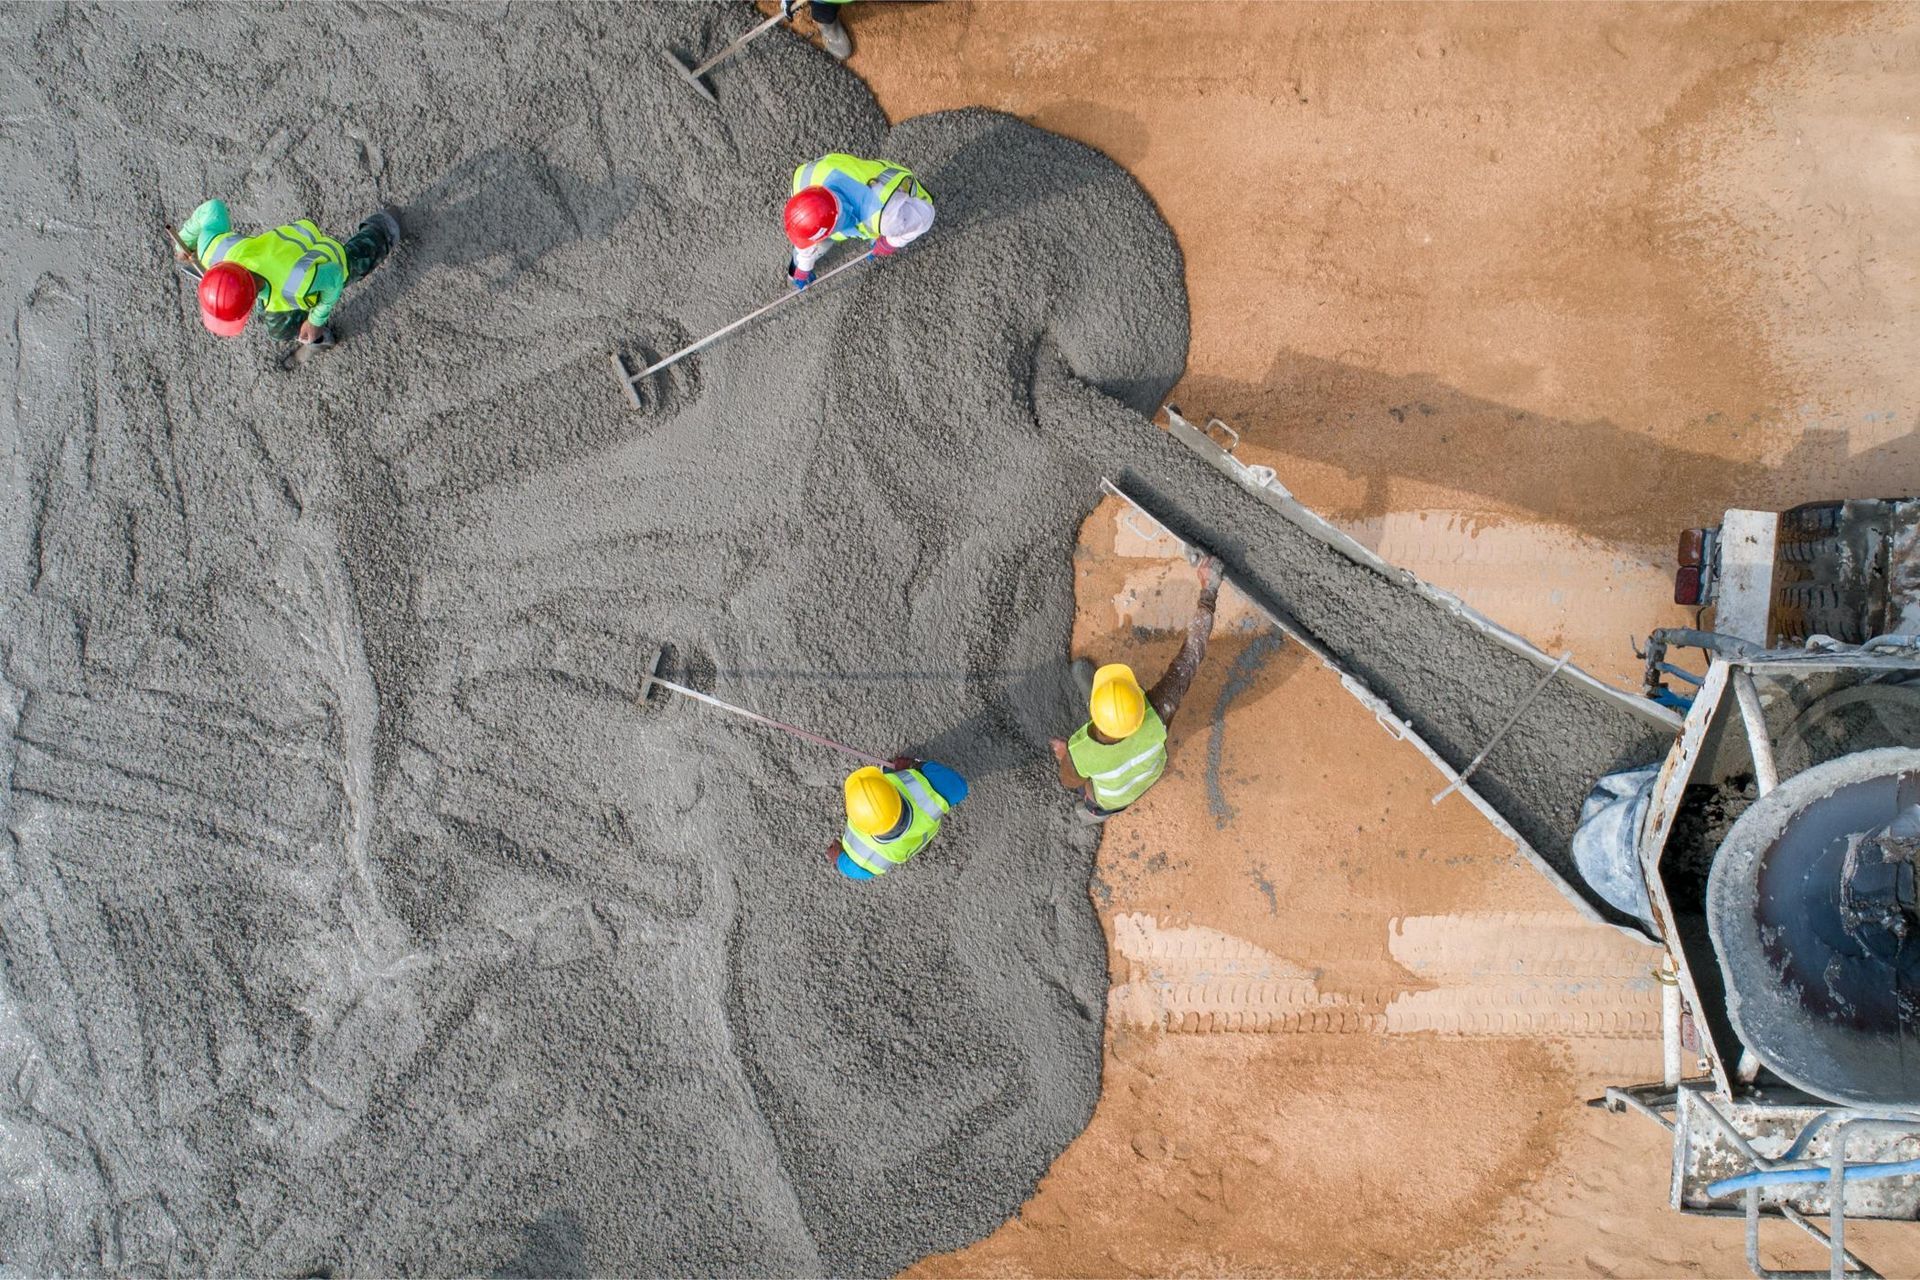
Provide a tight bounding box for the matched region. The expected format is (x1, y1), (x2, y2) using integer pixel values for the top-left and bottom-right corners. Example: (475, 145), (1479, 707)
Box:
(1051, 556), (1224, 821)
(832, 756), (969, 880)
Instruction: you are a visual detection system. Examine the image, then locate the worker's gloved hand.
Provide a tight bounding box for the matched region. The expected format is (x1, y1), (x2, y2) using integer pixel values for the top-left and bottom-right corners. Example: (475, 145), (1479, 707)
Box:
(869, 238), (897, 258)
(887, 755), (918, 772)
(789, 267), (814, 290)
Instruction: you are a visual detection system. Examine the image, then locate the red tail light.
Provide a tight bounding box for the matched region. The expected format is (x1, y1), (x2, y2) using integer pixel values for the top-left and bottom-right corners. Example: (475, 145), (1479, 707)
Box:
(1674, 565), (1703, 605)
(1677, 527), (1707, 567)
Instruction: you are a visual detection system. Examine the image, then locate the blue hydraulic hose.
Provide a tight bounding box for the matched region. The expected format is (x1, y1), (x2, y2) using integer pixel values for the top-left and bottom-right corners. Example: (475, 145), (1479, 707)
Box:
(1707, 1157), (1920, 1199)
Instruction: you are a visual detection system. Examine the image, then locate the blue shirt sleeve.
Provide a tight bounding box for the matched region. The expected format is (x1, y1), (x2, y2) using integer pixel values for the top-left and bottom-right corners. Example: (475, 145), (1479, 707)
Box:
(918, 760), (969, 808)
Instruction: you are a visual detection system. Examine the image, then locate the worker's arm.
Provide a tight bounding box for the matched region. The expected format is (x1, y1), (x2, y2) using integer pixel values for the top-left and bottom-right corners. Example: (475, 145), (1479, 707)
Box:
(1146, 558), (1223, 727)
(1050, 738), (1087, 790)
(871, 189), (934, 256)
(792, 241), (830, 274)
(302, 260), (347, 329)
(177, 199), (231, 262)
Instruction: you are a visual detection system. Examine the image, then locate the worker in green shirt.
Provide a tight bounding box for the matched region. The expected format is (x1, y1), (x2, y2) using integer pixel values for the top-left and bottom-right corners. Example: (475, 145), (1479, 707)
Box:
(1051, 556), (1224, 822)
(173, 200), (398, 348)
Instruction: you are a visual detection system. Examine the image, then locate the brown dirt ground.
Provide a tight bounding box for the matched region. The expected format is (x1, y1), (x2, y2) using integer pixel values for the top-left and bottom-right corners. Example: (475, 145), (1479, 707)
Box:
(839, 2), (1920, 1275)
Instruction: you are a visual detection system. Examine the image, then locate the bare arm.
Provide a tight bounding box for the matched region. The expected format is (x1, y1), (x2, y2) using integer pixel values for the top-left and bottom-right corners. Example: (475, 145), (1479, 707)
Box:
(1049, 737), (1086, 791)
(1147, 557), (1222, 727)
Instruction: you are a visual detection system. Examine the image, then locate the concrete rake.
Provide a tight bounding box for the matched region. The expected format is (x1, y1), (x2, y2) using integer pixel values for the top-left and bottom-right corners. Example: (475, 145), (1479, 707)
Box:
(638, 647), (887, 767)
(666, 7), (790, 104)
(610, 252), (871, 409)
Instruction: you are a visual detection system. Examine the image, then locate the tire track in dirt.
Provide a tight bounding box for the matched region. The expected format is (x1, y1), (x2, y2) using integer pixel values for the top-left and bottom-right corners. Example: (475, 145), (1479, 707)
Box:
(1110, 911), (1661, 1042)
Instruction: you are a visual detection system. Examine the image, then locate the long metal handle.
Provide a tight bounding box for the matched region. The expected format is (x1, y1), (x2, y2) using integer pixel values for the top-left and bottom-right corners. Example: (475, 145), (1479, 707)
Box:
(644, 671), (888, 767)
(1431, 650), (1574, 805)
(689, 9), (789, 78)
(624, 252), (871, 385)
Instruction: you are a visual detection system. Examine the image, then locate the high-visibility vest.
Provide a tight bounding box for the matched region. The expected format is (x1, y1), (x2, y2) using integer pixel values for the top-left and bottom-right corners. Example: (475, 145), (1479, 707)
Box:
(201, 220), (347, 314)
(790, 153), (931, 242)
(839, 767), (950, 876)
(1066, 705), (1169, 811)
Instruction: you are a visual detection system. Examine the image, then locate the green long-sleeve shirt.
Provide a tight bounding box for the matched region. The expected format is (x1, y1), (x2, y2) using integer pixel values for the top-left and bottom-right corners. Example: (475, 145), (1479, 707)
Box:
(179, 199), (348, 326)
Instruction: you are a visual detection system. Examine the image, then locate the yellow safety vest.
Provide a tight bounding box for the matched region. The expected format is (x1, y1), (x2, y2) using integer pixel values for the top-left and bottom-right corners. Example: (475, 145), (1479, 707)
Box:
(839, 767), (949, 876)
(1067, 705), (1169, 811)
(202, 220), (347, 314)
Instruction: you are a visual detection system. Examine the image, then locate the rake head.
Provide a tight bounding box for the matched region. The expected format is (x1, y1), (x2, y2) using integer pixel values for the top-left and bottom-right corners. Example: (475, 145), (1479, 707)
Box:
(664, 50), (717, 105)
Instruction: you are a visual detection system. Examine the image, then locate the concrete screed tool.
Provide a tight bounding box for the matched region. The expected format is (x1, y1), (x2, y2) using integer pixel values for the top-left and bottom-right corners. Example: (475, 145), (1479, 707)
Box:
(610, 252), (871, 409)
(666, 5), (791, 104)
(639, 648), (887, 767)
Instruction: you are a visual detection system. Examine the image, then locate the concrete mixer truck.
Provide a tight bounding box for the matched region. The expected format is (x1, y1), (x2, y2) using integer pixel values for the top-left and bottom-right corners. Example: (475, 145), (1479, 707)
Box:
(1581, 500), (1920, 1280)
(1092, 407), (1920, 1277)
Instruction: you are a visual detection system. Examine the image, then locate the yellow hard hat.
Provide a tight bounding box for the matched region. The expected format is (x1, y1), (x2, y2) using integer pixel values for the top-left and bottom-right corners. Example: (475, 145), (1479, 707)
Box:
(844, 766), (904, 836)
(1089, 663), (1146, 738)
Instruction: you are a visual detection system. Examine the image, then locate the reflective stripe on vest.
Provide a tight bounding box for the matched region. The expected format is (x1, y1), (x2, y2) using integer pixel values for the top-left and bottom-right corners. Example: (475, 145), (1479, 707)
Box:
(204, 231), (244, 265)
(841, 822), (903, 875)
(840, 769), (947, 875)
(893, 768), (949, 822)
(1086, 743), (1163, 792)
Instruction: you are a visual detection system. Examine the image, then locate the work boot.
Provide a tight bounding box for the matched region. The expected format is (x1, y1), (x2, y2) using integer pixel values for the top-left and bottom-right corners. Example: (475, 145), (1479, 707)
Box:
(818, 16), (851, 60)
(344, 209), (402, 283)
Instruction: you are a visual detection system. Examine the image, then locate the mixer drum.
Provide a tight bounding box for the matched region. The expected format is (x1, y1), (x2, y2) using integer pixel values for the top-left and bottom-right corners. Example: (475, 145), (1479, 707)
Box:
(1708, 747), (1920, 1107)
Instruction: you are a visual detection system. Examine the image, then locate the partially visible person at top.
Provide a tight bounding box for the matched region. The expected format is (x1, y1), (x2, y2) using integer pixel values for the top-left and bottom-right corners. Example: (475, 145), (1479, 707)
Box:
(831, 757), (968, 880)
(174, 199), (399, 348)
(809, 0), (855, 60)
(1051, 556), (1225, 823)
(781, 151), (933, 289)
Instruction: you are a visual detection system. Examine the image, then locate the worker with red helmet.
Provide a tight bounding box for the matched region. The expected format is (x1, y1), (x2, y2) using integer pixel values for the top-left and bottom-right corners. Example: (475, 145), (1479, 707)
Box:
(173, 199), (399, 347)
(783, 153), (933, 289)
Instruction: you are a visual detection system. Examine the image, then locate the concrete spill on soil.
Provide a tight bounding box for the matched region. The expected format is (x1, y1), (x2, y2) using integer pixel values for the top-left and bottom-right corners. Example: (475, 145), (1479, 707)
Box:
(1036, 369), (1677, 927)
(0, 3), (1668, 1275)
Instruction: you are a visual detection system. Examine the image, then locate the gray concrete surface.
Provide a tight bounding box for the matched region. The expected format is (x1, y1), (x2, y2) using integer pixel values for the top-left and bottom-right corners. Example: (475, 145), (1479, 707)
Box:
(0, 4), (1185, 1273)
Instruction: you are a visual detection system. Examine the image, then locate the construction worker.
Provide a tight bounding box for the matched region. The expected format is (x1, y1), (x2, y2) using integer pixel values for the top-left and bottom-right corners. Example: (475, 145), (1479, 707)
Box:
(1051, 557), (1224, 822)
(783, 153), (933, 289)
(173, 199), (399, 348)
(831, 756), (968, 880)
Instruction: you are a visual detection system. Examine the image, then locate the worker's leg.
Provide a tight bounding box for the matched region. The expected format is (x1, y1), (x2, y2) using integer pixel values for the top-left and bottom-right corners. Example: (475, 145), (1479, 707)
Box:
(262, 309), (306, 342)
(919, 760), (970, 809)
(342, 210), (399, 284)
(811, 0), (851, 59)
(1074, 788), (1120, 825)
(1147, 565), (1223, 727)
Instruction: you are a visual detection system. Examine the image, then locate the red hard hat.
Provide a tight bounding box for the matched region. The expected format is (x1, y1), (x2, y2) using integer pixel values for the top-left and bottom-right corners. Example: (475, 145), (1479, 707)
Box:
(783, 186), (839, 248)
(197, 261), (257, 337)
